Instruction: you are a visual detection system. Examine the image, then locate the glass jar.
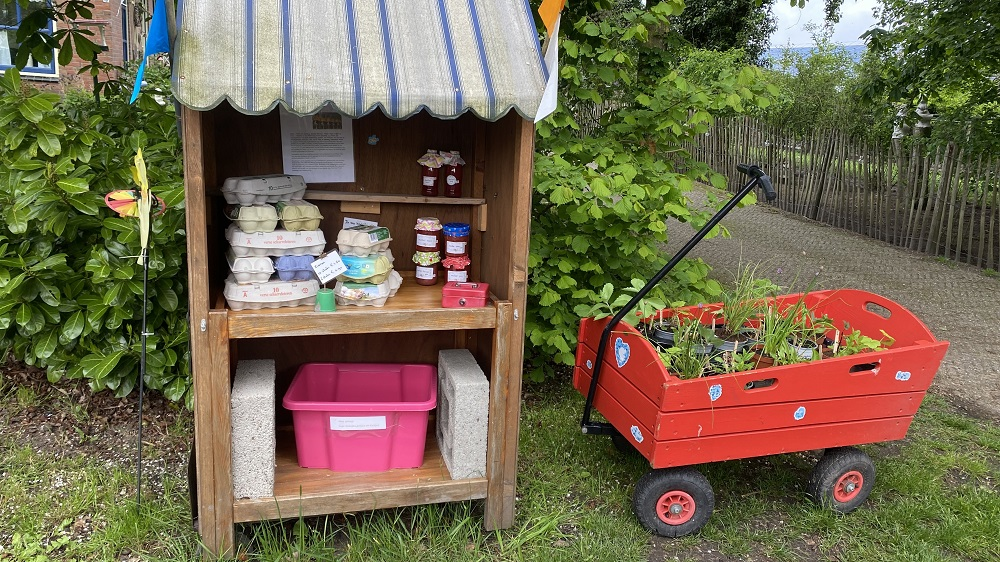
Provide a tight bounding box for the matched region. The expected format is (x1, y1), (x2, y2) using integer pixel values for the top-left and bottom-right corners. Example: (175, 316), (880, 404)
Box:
(412, 251), (441, 286)
(442, 254), (471, 283)
(443, 151), (464, 198)
(419, 150), (440, 197)
(442, 222), (471, 257)
(414, 217), (442, 252)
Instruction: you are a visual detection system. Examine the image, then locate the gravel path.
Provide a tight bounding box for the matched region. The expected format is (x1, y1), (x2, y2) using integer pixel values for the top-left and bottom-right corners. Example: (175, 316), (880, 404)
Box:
(667, 188), (1000, 421)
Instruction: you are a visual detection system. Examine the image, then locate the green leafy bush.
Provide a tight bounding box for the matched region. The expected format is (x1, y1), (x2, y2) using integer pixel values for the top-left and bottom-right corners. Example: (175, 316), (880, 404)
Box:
(525, 1), (776, 380)
(0, 69), (191, 406)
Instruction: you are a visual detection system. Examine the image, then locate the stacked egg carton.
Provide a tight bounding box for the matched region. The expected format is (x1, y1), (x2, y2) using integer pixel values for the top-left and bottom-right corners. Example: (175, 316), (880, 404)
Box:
(221, 175), (327, 311)
(333, 225), (403, 307)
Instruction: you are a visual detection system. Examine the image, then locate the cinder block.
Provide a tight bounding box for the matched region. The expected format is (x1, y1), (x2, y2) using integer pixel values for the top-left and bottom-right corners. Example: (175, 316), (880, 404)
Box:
(231, 359), (276, 499)
(437, 349), (489, 480)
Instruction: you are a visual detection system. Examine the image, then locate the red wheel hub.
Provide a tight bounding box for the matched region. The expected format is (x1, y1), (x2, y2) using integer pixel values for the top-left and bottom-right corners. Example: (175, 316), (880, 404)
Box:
(656, 490), (696, 525)
(833, 470), (864, 503)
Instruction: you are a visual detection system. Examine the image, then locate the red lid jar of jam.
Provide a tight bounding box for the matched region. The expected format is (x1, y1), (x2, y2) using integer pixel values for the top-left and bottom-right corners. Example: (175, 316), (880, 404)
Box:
(414, 217), (442, 252)
(412, 251), (441, 286)
(442, 222), (470, 257)
(442, 254), (471, 283)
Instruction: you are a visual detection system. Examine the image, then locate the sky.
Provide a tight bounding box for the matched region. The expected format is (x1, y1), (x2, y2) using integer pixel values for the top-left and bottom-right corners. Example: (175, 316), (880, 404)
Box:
(770, 0), (880, 48)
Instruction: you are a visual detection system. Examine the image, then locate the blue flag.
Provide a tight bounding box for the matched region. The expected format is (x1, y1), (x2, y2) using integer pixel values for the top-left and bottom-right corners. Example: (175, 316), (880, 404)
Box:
(130, 0), (172, 104)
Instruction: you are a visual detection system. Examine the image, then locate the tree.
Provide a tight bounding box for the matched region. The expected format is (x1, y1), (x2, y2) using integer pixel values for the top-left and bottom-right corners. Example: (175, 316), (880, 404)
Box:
(671, 0), (777, 64)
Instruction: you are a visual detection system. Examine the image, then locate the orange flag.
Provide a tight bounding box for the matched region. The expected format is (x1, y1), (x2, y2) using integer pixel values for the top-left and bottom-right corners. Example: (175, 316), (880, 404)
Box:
(538, 0), (566, 37)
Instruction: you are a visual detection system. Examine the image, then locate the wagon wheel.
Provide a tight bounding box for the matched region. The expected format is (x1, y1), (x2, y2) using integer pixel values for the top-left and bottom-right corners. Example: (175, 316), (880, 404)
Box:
(807, 447), (876, 513)
(633, 468), (715, 537)
(610, 429), (641, 457)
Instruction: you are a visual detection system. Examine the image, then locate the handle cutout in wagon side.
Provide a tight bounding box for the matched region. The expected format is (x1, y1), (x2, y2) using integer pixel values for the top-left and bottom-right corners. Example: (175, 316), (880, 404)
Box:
(865, 302), (892, 318)
(850, 362), (880, 373)
(744, 378), (776, 391)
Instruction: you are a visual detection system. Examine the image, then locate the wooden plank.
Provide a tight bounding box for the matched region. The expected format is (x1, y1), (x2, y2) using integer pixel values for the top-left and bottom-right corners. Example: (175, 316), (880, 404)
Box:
(233, 427), (487, 522)
(208, 311), (234, 557)
(485, 302), (513, 530)
(181, 107), (218, 554)
(340, 201), (381, 215)
(303, 190), (486, 206)
(225, 273), (498, 339)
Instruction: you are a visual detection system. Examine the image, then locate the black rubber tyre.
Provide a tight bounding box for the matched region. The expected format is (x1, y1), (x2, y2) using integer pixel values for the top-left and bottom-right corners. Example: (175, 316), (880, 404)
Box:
(807, 447), (876, 513)
(610, 429), (641, 457)
(633, 468), (715, 537)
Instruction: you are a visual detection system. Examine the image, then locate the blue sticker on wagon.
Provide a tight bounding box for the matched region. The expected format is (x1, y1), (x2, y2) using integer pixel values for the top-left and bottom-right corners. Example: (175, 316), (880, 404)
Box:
(615, 337), (630, 367)
(895, 370), (911, 381)
(794, 406), (806, 420)
(708, 384), (722, 402)
(631, 425), (644, 443)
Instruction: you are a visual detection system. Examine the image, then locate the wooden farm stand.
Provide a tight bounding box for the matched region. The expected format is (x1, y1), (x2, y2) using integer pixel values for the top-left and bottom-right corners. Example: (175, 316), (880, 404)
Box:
(172, 3), (546, 555)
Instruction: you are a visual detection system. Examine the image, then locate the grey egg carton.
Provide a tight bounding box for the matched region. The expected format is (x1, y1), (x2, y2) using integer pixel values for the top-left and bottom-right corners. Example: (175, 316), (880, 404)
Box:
(221, 174), (307, 206)
(226, 224), (326, 257)
(223, 275), (319, 311)
(333, 271), (403, 307)
(227, 249), (275, 284)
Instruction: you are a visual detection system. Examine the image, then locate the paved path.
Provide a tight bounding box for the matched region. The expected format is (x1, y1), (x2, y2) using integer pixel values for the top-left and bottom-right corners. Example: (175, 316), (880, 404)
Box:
(666, 188), (1000, 421)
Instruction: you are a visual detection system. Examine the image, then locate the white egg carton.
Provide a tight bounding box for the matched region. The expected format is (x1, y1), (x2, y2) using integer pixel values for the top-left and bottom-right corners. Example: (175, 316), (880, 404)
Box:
(276, 200), (323, 232)
(336, 225), (392, 257)
(225, 204), (279, 234)
(226, 224), (326, 257)
(221, 174), (307, 206)
(226, 249), (275, 284)
(223, 276), (319, 311)
(334, 270), (403, 307)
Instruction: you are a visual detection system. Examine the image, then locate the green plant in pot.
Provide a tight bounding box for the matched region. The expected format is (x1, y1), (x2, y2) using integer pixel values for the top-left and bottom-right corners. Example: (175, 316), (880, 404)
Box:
(659, 315), (716, 379)
(716, 261), (779, 351)
(756, 296), (833, 366)
(834, 323), (895, 356)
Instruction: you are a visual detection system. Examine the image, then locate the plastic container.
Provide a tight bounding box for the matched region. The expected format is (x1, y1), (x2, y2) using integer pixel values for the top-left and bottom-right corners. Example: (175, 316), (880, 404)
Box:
(223, 276), (319, 311)
(336, 225), (392, 257)
(274, 255), (317, 282)
(221, 174), (307, 206)
(276, 201), (324, 231)
(333, 270), (403, 307)
(282, 362), (438, 472)
(226, 225), (326, 257)
(442, 223), (470, 257)
(226, 250), (275, 284)
(441, 254), (470, 283)
(336, 254), (394, 284)
(225, 204), (278, 233)
(414, 217), (442, 252)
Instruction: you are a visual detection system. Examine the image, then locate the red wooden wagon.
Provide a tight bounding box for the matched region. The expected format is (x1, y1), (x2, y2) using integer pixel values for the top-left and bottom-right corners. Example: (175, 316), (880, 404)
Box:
(572, 167), (950, 536)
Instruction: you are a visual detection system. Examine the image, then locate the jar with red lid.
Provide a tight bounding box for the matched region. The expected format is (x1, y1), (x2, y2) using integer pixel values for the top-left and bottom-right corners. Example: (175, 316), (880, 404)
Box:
(442, 254), (471, 283)
(442, 151), (465, 198)
(414, 217), (442, 252)
(442, 222), (470, 257)
(418, 150), (442, 197)
(412, 251), (441, 286)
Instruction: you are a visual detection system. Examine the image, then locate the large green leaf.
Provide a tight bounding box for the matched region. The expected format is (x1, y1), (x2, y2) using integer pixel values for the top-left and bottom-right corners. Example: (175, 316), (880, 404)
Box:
(56, 178), (89, 194)
(61, 311), (85, 341)
(33, 329), (59, 359)
(79, 349), (126, 381)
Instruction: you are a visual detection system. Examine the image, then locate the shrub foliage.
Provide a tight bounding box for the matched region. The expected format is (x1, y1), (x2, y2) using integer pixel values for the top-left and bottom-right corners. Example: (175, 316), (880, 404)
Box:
(0, 69), (191, 406)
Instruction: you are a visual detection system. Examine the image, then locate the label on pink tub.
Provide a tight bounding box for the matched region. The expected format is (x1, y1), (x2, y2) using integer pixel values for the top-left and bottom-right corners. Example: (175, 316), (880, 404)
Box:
(329, 416), (387, 431)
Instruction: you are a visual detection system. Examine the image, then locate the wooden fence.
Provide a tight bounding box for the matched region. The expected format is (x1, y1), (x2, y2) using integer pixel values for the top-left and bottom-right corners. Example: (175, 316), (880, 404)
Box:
(689, 117), (1000, 271)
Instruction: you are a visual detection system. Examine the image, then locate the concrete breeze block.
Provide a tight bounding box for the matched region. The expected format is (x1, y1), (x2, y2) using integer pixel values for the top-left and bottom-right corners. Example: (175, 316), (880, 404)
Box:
(231, 359), (276, 499)
(437, 349), (489, 480)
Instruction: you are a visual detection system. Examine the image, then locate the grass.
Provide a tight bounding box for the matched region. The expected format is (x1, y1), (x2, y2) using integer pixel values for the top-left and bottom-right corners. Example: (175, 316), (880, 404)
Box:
(0, 380), (998, 561)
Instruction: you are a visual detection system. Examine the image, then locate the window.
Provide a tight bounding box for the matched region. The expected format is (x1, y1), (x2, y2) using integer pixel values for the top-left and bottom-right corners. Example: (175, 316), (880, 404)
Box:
(0, 1), (56, 75)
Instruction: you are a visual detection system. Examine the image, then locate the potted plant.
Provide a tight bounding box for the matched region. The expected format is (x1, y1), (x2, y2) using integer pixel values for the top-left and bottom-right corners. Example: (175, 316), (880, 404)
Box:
(715, 261), (778, 352)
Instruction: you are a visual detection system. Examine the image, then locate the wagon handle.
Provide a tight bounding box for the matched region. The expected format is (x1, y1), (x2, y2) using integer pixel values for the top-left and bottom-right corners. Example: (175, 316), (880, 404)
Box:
(581, 165), (776, 435)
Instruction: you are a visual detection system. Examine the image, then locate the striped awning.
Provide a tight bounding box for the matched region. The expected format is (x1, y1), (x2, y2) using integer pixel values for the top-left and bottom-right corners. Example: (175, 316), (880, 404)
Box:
(171, 0), (548, 121)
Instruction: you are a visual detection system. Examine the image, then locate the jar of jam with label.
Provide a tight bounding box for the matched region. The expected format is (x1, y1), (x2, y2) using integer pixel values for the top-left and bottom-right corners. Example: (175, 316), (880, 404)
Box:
(443, 151), (465, 198)
(412, 251), (441, 286)
(414, 217), (442, 252)
(418, 150), (441, 197)
(442, 222), (470, 257)
(442, 254), (471, 283)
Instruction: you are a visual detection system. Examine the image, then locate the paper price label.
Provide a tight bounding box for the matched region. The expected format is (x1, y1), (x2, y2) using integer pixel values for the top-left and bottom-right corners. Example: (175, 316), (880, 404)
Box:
(343, 217), (378, 229)
(311, 252), (348, 284)
(329, 416), (386, 431)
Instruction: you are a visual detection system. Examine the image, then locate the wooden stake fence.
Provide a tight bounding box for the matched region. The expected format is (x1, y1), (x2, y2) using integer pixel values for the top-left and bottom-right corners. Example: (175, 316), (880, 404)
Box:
(690, 117), (1000, 271)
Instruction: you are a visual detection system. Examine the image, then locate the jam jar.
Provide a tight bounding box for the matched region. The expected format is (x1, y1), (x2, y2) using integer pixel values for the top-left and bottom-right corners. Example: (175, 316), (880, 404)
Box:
(442, 222), (470, 257)
(442, 151), (465, 198)
(414, 217), (442, 252)
(442, 254), (471, 283)
(418, 150), (442, 197)
(412, 251), (441, 286)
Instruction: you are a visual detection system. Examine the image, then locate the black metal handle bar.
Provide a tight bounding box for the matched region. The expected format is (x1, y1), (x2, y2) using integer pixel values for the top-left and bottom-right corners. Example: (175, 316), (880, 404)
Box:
(581, 165), (775, 435)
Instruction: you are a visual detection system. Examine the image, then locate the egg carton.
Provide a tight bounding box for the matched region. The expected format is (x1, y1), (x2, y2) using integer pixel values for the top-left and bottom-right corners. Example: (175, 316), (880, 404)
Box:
(336, 254), (394, 284)
(226, 224), (326, 257)
(225, 204), (278, 234)
(226, 249), (275, 284)
(334, 270), (403, 307)
(276, 201), (323, 232)
(223, 276), (319, 311)
(221, 174), (307, 206)
(274, 255), (317, 282)
(336, 225), (392, 257)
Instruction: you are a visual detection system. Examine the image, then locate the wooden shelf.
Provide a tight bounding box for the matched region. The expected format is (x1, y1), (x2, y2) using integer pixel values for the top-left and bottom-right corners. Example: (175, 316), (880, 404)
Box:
(304, 190), (486, 205)
(233, 427), (487, 523)
(222, 272), (499, 339)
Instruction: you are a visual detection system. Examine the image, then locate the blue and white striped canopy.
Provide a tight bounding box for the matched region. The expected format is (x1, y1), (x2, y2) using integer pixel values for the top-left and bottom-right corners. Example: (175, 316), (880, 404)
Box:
(172, 0), (548, 121)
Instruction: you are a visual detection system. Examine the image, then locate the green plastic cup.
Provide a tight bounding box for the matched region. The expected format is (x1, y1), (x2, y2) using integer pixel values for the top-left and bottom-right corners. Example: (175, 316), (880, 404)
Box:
(316, 288), (336, 312)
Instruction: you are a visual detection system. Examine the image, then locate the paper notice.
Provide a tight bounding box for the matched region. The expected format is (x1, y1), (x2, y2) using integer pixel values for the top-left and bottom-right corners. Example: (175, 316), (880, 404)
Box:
(279, 107), (356, 183)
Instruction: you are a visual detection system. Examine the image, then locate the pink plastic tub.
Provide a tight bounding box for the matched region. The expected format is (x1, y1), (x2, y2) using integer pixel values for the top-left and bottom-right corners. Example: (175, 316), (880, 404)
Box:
(282, 363), (437, 472)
